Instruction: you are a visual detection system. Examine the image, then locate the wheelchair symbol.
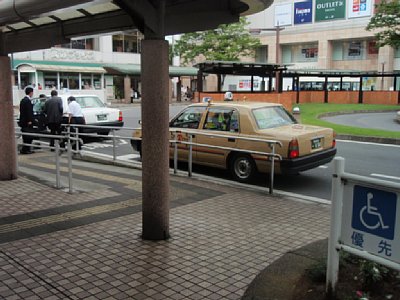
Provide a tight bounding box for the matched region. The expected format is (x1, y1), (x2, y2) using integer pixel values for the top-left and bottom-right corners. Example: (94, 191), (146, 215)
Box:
(359, 193), (389, 230)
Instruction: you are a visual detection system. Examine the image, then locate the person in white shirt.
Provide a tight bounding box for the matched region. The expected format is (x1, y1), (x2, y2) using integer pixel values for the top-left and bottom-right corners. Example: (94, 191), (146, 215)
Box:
(67, 96), (85, 150)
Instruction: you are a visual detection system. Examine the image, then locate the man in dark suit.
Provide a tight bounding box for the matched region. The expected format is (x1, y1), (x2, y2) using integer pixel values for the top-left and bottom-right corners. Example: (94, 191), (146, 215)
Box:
(19, 87), (35, 154)
(44, 90), (63, 151)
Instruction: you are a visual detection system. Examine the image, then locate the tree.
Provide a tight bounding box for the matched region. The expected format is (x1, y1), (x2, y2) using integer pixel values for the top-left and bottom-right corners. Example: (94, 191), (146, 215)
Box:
(173, 17), (261, 65)
(366, 0), (400, 48)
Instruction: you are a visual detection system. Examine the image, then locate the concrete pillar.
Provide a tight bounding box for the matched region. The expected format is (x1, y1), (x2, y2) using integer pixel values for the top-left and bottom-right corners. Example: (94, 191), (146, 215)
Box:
(124, 75), (131, 103)
(0, 54), (18, 180)
(141, 39), (170, 240)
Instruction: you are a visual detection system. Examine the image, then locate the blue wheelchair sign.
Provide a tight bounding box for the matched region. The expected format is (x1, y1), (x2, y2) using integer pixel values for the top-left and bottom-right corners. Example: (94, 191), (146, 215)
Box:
(352, 185), (397, 240)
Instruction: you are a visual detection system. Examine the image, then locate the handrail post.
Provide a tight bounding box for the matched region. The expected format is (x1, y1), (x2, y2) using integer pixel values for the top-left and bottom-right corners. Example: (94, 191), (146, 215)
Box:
(174, 131), (178, 174)
(67, 126), (73, 193)
(74, 127), (79, 152)
(269, 143), (276, 194)
(188, 134), (193, 177)
(55, 140), (61, 189)
(326, 157), (345, 298)
(112, 129), (116, 161)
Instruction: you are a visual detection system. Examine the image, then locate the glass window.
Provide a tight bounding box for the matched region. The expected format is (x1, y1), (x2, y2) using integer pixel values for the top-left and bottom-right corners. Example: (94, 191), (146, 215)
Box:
(332, 42), (343, 61)
(203, 108), (239, 132)
(252, 106), (296, 129)
(60, 73), (79, 90)
(255, 46), (268, 63)
(395, 47), (400, 58)
(170, 106), (206, 129)
(43, 72), (57, 89)
(75, 96), (105, 108)
(112, 31), (143, 53)
(292, 44), (318, 62)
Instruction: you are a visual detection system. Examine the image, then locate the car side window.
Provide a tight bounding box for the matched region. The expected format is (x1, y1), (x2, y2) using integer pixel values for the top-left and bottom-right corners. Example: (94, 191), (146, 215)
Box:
(170, 106), (206, 129)
(203, 108), (239, 132)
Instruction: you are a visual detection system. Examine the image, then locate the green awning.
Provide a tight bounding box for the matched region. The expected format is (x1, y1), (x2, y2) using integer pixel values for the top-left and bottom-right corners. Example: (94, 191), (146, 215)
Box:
(13, 59), (106, 73)
(104, 63), (198, 77)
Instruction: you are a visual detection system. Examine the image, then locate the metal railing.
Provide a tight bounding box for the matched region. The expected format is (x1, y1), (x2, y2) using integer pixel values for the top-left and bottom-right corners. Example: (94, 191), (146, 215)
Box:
(169, 129), (282, 194)
(15, 124), (282, 194)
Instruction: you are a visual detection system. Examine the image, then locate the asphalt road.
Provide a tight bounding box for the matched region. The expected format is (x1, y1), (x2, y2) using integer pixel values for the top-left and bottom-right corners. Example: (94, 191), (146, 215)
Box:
(81, 107), (400, 201)
(321, 111), (399, 131)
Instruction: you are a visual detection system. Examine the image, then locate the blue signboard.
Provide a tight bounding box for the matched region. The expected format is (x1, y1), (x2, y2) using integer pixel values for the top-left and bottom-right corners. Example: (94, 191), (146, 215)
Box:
(294, 1), (313, 24)
(352, 185), (397, 240)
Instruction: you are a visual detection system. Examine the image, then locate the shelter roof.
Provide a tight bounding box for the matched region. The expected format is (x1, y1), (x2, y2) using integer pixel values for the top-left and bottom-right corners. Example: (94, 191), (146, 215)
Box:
(12, 59), (198, 77)
(195, 61), (287, 77)
(0, 0), (273, 54)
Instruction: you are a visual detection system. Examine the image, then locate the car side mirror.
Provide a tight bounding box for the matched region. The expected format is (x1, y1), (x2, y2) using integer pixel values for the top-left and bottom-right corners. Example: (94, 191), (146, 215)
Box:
(138, 120), (142, 125)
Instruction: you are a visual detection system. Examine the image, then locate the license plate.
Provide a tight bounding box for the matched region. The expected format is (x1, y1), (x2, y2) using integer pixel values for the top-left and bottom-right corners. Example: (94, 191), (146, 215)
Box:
(97, 114), (107, 121)
(311, 138), (322, 150)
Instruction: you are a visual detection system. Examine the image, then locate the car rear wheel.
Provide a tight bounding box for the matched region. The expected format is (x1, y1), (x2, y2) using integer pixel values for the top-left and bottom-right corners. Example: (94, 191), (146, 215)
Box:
(229, 153), (257, 183)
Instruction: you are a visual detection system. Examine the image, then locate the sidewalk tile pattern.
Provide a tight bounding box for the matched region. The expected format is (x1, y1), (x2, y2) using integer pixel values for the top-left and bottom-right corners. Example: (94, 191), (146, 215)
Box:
(0, 162), (330, 299)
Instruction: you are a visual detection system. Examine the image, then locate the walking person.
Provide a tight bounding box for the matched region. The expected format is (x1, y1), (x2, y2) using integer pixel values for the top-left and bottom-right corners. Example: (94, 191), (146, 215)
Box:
(67, 96), (85, 150)
(19, 87), (35, 154)
(44, 90), (63, 151)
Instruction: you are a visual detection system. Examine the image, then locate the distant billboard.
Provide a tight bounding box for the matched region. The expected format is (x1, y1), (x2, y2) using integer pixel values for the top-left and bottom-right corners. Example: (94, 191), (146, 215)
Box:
(294, 1), (313, 24)
(348, 0), (372, 18)
(275, 3), (292, 26)
(315, 0), (346, 21)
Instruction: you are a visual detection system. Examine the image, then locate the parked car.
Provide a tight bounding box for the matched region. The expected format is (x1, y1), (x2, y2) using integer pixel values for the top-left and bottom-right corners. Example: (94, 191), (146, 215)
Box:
(396, 111), (400, 123)
(29, 95), (124, 135)
(131, 101), (337, 182)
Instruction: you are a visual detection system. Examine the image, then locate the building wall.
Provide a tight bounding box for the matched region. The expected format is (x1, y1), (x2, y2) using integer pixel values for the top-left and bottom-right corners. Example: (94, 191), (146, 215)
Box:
(247, 0), (398, 74)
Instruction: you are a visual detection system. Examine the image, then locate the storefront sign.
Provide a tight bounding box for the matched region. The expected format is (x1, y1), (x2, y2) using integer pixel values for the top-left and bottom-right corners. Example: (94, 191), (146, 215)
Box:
(275, 3), (292, 26)
(294, 1), (313, 24)
(315, 0), (346, 21)
(348, 0), (372, 18)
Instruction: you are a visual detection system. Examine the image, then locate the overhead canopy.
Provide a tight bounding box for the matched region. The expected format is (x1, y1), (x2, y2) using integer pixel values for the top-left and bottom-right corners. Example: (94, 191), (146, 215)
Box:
(0, 0), (273, 54)
(195, 61), (287, 77)
(13, 60), (106, 73)
(103, 64), (198, 77)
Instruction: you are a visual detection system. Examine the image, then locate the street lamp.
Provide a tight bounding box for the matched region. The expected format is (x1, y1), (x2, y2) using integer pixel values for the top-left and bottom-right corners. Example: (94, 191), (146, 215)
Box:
(249, 26), (285, 91)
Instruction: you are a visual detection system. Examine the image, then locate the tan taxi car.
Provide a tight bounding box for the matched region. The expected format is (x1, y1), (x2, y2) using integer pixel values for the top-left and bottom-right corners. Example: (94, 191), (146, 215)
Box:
(131, 101), (337, 183)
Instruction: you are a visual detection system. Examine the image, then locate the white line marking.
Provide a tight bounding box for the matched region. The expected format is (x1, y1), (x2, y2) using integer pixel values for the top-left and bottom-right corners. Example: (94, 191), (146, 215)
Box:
(370, 173), (400, 181)
(337, 139), (400, 148)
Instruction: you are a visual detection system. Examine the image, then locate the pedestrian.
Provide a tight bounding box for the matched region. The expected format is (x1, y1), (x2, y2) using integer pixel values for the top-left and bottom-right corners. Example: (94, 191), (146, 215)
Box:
(19, 87), (35, 154)
(67, 96), (85, 150)
(44, 90), (63, 151)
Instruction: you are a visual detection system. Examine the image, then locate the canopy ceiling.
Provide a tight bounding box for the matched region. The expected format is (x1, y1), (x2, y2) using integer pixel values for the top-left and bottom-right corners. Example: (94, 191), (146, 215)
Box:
(0, 0), (273, 54)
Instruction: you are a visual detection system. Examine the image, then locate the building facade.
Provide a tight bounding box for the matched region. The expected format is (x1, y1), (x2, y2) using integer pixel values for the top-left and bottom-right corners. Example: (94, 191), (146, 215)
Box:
(246, 0), (400, 91)
(11, 31), (196, 105)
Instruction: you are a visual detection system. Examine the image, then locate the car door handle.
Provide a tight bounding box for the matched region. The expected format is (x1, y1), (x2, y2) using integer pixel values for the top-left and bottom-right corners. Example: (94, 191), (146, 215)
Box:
(228, 138), (235, 142)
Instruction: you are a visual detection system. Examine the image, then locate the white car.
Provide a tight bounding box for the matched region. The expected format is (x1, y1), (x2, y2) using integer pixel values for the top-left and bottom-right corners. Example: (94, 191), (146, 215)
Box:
(59, 95), (124, 135)
(397, 111), (400, 124)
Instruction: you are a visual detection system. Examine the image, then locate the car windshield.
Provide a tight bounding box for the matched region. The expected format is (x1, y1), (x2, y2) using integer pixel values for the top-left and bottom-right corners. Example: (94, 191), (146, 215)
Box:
(75, 96), (105, 108)
(32, 97), (47, 113)
(252, 106), (297, 129)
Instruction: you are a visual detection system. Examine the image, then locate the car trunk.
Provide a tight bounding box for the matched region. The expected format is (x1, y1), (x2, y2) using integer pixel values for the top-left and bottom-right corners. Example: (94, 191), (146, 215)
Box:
(258, 124), (335, 157)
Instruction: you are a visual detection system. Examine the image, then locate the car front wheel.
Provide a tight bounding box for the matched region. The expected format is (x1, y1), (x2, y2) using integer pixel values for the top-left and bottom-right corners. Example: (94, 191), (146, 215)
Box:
(229, 153), (257, 183)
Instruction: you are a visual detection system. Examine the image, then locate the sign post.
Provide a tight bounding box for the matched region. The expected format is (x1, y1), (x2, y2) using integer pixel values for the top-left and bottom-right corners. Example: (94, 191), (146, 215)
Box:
(326, 157), (400, 297)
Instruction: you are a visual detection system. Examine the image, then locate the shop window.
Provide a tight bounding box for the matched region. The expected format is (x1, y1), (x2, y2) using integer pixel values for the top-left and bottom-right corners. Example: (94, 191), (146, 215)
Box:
(284, 43), (318, 63)
(333, 40), (366, 61)
(60, 73), (79, 90)
(43, 72), (58, 89)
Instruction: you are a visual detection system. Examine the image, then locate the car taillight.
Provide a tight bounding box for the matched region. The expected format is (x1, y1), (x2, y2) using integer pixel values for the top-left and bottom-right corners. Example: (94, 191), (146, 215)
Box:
(118, 111), (123, 122)
(288, 138), (299, 159)
(332, 132), (336, 148)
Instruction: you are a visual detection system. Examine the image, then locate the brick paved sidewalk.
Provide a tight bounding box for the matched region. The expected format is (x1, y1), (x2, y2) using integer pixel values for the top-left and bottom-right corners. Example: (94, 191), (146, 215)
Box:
(0, 157), (330, 299)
